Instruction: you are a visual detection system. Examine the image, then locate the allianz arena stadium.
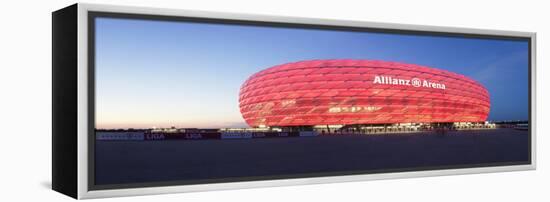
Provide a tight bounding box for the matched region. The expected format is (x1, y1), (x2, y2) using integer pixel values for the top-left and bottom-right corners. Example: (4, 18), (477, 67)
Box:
(238, 59), (490, 129)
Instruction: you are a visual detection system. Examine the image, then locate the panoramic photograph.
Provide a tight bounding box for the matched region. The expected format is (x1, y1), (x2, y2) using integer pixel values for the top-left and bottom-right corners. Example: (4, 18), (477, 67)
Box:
(93, 16), (530, 186)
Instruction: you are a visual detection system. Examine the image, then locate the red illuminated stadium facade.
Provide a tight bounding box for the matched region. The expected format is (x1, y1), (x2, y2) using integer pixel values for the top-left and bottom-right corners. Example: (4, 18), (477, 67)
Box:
(238, 59), (490, 131)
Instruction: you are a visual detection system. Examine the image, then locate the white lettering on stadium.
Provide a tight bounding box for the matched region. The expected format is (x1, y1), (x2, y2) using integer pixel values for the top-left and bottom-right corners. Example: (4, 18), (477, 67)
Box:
(373, 75), (446, 90)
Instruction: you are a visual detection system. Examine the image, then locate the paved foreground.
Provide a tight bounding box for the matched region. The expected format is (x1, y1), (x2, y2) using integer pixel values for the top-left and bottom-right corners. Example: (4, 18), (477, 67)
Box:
(95, 128), (529, 186)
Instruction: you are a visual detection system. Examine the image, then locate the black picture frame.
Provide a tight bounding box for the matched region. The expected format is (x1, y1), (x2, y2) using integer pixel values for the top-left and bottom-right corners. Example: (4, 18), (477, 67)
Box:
(52, 3), (536, 199)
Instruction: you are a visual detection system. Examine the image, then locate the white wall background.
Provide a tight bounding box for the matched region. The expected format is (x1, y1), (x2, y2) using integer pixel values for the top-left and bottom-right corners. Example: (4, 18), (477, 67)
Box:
(0, 0), (547, 201)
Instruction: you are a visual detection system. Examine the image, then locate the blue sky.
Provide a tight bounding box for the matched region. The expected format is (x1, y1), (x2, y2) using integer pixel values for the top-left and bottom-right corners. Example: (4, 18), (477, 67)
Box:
(95, 17), (529, 129)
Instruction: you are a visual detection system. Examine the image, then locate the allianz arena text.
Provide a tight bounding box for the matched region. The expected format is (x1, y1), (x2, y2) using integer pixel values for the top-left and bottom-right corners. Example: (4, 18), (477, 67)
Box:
(238, 59), (490, 128)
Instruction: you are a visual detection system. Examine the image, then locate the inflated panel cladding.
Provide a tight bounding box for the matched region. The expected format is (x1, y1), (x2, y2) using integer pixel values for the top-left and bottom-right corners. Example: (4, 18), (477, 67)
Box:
(239, 59), (490, 127)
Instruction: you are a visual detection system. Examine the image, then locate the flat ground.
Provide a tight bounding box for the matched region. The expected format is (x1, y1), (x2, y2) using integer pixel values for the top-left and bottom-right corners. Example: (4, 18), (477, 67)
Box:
(95, 128), (529, 186)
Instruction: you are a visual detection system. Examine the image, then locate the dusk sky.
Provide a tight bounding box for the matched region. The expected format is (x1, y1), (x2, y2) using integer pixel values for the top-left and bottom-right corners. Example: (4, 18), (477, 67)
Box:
(95, 17), (529, 129)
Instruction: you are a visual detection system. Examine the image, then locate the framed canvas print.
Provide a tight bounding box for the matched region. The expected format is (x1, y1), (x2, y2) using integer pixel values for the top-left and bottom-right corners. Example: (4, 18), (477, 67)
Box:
(52, 3), (536, 199)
